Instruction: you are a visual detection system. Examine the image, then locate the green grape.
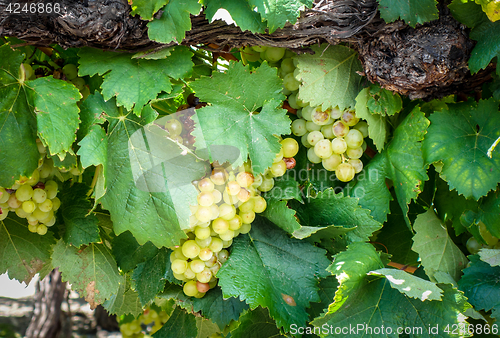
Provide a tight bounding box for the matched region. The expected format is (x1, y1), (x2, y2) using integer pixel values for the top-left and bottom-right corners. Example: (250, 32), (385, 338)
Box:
(209, 237), (223, 253)
(331, 137), (347, 154)
(80, 86), (90, 101)
(291, 118), (307, 136)
(332, 121), (349, 138)
(15, 207), (30, 218)
(346, 146), (363, 159)
(219, 229), (235, 241)
(241, 47), (261, 62)
(25, 169), (39, 186)
(283, 73), (300, 91)
(196, 267), (212, 283)
(38, 198), (53, 213)
(195, 206), (213, 223)
(28, 223), (38, 233)
(257, 177), (274, 192)
(349, 159), (364, 173)
(195, 235), (212, 248)
(211, 189), (222, 204)
(190, 259), (206, 273)
(71, 77), (86, 91)
(7, 194), (22, 209)
(237, 188), (251, 203)
(273, 148), (284, 163)
(270, 160), (287, 177)
(280, 58), (295, 74)
(301, 106), (314, 121)
(174, 247), (188, 260)
(236, 172), (254, 188)
(239, 222), (252, 234)
(252, 45), (267, 52)
(44, 180), (58, 199)
(239, 199), (255, 213)
(171, 259), (188, 274)
(321, 124), (335, 139)
(217, 249), (229, 264)
(51, 197), (61, 211)
(252, 196), (267, 213)
(314, 139), (333, 159)
(478, 221), (499, 246)
(345, 129), (364, 148)
(198, 248), (213, 261)
(281, 138), (299, 158)
(183, 280), (199, 297)
(226, 181), (241, 196)
(197, 191), (215, 207)
(219, 203), (236, 220)
(336, 163), (356, 182)
(212, 217), (230, 234)
(263, 47), (285, 62)
(210, 167), (228, 185)
(222, 191), (238, 205)
(299, 134), (310, 148)
(184, 267), (196, 280)
(62, 64), (78, 80)
(342, 110), (359, 126)
(0, 209), (8, 221)
(182, 240), (201, 259)
(15, 185), (33, 202)
(307, 147), (322, 164)
(39, 161), (52, 179)
(240, 211), (255, 224)
(287, 92), (300, 109)
(228, 215), (243, 230)
(330, 106), (342, 119)
(322, 154), (342, 171)
(21, 63), (34, 81)
(22, 200), (36, 214)
(311, 107), (331, 125)
(353, 120), (369, 138)
(307, 131), (324, 146)
(165, 119), (183, 136)
(198, 178), (214, 192)
(0, 188), (9, 204)
(305, 121), (321, 132)
(466, 237), (482, 255)
(195, 226), (211, 240)
(36, 224), (48, 235)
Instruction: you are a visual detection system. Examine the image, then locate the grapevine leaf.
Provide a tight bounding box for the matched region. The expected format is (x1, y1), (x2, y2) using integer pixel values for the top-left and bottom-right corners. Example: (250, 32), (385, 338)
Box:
(269, 173), (303, 202)
(59, 182), (100, 248)
(77, 92), (113, 141)
(369, 268), (443, 301)
(411, 209), (468, 282)
(0, 44), (40, 187)
(458, 254), (500, 319)
(313, 281), (469, 337)
(479, 248), (500, 267)
(366, 84), (403, 116)
(307, 276), (339, 320)
(230, 307), (285, 338)
(377, 0), (439, 28)
(130, 0), (168, 20)
(78, 47), (193, 115)
(477, 190), (500, 237)
(290, 189), (382, 243)
(147, 0), (202, 44)
(112, 231), (159, 272)
(100, 105), (203, 248)
(52, 239), (121, 309)
(449, 0), (485, 28)
(0, 216), (55, 284)
(217, 216), (330, 331)
(469, 18), (500, 74)
(296, 44), (362, 111)
(191, 62), (289, 174)
(77, 125), (107, 171)
(248, 0), (313, 33)
(102, 275), (143, 317)
(204, 0), (267, 33)
(261, 198), (301, 234)
(351, 107), (429, 225)
(354, 89), (388, 152)
(423, 99), (500, 200)
(191, 287), (249, 329)
(153, 307), (198, 338)
(195, 317), (220, 338)
(28, 76), (81, 157)
(132, 248), (170, 306)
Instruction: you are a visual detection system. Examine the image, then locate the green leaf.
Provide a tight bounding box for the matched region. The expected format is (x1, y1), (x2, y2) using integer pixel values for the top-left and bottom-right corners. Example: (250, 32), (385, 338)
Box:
(204, 0), (267, 33)
(77, 125), (108, 171)
(191, 62), (289, 174)
(100, 106), (201, 248)
(351, 107), (429, 225)
(261, 199), (301, 234)
(217, 216), (330, 331)
(248, 0), (313, 33)
(112, 231), (159, 272)
(102, 275), (143, 317)
(191, 287), (249, 329)
(369, 268), (443, 301)
(477, 190), (500, 237)
(52, 239), (121, 308)
(0, 44), (39, 187)
(423, 99), (500, 200)
(295, 44), (363, 111)
(59, 182), (100, 248)
(230, 307), (285, 338)
(449, 0), (485, 28)
(130, 0), (169, 20)
(0, 216), (55, 284)
(307, 276), (339, 320)
(479, 248), (500, 267)
(458, 254), (500, 319)
(377, 0), (439, 27)
(468, 19), (500, 74)
(77, 92), (112, 141)
(78, 47), (193, 115)
(268, 173), (303, 202)
(411, 209), (468, 282)
(195, 317), (220, 338)
(366, 84), (403, 116)
(290, 189), (382, 243)
(153, 307), (198, 338)
(147, 0), (203, 44)
(28, 76), (81, 157)
(132, 248), (170, 306)
(354, 88), (388, 152)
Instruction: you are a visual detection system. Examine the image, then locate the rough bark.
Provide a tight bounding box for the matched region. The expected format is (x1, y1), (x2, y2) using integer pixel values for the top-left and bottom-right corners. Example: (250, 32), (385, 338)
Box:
(0, 0), (495, 99)
(25, 269), (71, 338)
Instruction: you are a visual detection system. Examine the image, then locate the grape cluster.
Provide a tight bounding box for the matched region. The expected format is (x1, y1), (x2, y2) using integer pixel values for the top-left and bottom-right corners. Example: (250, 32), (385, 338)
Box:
(61, 63), (90, 100)
(120, 307), (170, 337)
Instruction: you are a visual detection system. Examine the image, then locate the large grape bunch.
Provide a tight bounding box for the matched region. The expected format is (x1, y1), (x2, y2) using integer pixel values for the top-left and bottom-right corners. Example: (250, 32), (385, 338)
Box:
(240, 45), (370, 183)
(0, 139), (82, 235)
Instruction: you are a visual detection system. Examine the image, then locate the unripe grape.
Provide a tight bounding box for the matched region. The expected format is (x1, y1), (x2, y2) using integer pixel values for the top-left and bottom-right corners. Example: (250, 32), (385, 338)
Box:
(36, 224), (48, 235)
(219, 229), (235, 241)
(239, 223), (252, 234)
(22, 200), (36, 214)
(174, 247), (188, 260)
(165, 119), (183, 136)
(171, 259), (188, 274)
(62, 64), (78, 80)
(307, 131), (324, 146)
(264, 47), (285, 62)
(287, 92), (301, 109)
(183, 280), (199, 297)
(241, 47), (261, 62)
(217, 250), (229, 264)
(314, 139), (333, 159)
(38, 199), (53, 213)
(283, 73), (300, 91)
(322, 154), (342, 171)
(307, 147), (322, 164)
(280, 58), (295, 74)
(228, 215), (243, 230)
(182, 240), (201, 259)
(44, 180), (58, 199)
(336, 163), (356, 182)
(281, 138), (299, 158)
(291, 119), (307, 136)
(16, 185), (33, 202)
(51, 197), (61, 211)
(195, 226), (211, 240)
(305, 121), (321, 132)
(71, 77), (86, 91)
(252, 45), (267, 52)
(196, 267), (212, 283)
(209, 238), (224, 253)
(331, 138), (347, 154)
(321, 124), (335, 139)
(301, 133), (312, 148)
(270, 160), (287, 177)
(345, 129), (364, 148)
(190, 259), (206, 273)
(301, 106), (314, 121)
(252, 196), (267, 213)
(212, 217), (230, 234)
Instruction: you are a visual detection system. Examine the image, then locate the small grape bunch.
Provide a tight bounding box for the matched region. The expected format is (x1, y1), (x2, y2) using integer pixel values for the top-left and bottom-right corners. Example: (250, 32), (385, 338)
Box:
(119, 307), (170, 337)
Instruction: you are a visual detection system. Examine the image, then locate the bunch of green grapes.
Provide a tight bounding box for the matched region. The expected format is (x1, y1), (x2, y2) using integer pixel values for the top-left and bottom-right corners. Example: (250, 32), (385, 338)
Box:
(62, 63), (91, 100)
(120, 307), (170, 337)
